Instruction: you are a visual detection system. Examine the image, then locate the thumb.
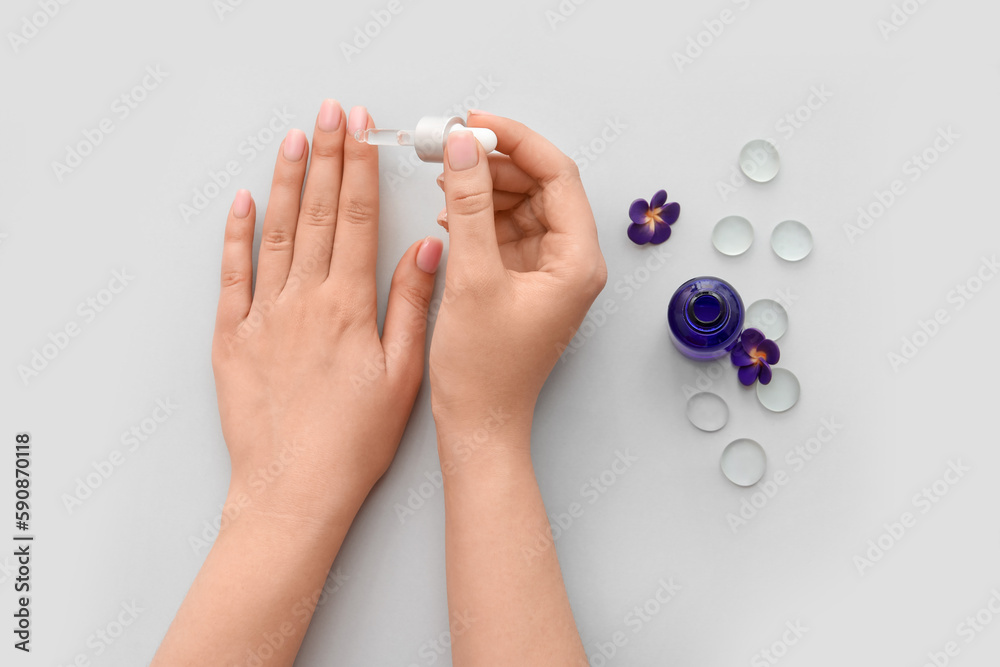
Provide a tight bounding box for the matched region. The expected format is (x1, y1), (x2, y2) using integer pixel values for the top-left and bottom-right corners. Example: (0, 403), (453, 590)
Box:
(442, 130), (503, 276)
(382, 237), (443, 383)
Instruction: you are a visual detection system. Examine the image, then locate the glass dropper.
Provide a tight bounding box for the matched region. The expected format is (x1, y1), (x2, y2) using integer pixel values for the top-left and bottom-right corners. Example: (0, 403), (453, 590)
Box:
(353, 128), (415, 147)
(352, 116), (498, 163)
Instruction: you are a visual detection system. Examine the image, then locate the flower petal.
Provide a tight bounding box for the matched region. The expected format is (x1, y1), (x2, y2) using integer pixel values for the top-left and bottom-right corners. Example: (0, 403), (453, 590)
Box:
(649, 222), (672, 245)
(628, 222), (654, 245)
(660, 202), (680, 225)
(738, 364), (761, 386)
(650, 190), (668, 210)
(757, 339), (780, 365)
(758, 362), (773, 385)
(731, 348), (753, 366)
(629, 199), (650, 225)
(740, 328), (765, 353)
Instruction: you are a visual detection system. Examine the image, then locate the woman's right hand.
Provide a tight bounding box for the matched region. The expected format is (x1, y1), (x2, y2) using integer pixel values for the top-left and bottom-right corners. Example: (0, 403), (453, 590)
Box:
(429, 113), (607, 440)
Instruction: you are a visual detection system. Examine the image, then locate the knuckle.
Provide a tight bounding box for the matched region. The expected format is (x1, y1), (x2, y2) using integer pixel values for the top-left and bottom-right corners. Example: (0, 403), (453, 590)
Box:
(300, 200), (336, 227)
(395, 282), (431, 314)
(559, 155), (581, 178)
(448, 188), (493, 217)
(272, 167), (303, 190)
(561, 246), (607, 298)
(537, 156), (580, 188)
(339, 197), (376, 226)
(224, 223), (252, 244)
(347, 140), (378, 163)
(541, 159), (581, 192)
(587, 258), (609, 294)
(311, 138), (342, 160)
(220, 271), (249, 288)
(261, 227), (293, 250)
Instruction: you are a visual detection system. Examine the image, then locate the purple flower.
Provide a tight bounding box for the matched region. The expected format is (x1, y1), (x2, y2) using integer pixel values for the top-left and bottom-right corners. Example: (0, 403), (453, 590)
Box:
(731, 328), (780, 386)
(627, 189), (680, 245)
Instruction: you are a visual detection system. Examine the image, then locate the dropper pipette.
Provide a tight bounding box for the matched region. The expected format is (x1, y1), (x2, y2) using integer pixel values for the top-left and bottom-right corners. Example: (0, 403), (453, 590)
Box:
(352, 116), (498, 163)
(353, 128), (416, 147)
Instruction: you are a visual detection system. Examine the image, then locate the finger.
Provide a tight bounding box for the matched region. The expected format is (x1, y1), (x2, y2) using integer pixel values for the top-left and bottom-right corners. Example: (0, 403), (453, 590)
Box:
(469, 112), (595, 238)
(441, 130), (503, 276)
(216, 189), (256, 332)
(437, 192), (525, 235)
(492, 189), (528, 211)
(437, 206), (529, 246)
(495, 207), (544, 244)
(467, 112), (576, 186)
(436, 186), (526, 212)
(294, 99), (346, 285)
(329, 106), (379, 295)
(498, 234), (542, 272)
(256, 129), (308, 297)
(382, 237), (442, 383)
(438, 156), (535, 195)
(486, 155), (539, 194)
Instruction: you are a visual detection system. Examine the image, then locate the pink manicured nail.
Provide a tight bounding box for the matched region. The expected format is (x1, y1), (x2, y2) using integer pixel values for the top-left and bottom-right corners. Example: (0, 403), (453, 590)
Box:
(233, 189), (251, 218)
(317, 99), (342, 132)
(447, 131), (478, 171)
(348, 106), (368, 139)
(283, 129), (306, 161)
(416, 237), (444, 274)
(468, 108), (494, 116)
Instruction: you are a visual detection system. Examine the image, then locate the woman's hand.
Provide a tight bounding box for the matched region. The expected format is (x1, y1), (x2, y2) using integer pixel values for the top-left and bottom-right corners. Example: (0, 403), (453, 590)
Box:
(428, 113), (604, 667)
(213, 101), (443, 523)
(429, 113), (607, 435)
(155, 100), (443, 667)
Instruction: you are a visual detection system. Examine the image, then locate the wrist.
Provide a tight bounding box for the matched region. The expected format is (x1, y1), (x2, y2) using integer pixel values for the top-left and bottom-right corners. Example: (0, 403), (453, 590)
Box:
(210, 485), (357, 570)
(431, 393), (534, 435)
(223, 471), (367, 541)
(433, 404), (534, 474)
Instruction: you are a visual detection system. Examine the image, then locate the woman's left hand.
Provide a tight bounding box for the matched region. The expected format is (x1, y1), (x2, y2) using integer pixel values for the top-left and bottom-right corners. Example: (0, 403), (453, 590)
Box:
(212, 102), (443, 523)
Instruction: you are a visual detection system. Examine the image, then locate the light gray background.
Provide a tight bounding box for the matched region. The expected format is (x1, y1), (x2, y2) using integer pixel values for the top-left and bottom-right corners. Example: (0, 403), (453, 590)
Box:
(3, 0), (999, 665)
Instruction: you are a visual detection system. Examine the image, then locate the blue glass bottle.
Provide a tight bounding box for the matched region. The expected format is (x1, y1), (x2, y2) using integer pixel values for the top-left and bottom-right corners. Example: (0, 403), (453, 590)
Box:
(667, 277), (745, 360)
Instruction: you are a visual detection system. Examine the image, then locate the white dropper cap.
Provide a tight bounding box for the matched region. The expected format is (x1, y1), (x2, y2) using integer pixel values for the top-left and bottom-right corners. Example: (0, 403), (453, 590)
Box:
(413, 116), (498, 163)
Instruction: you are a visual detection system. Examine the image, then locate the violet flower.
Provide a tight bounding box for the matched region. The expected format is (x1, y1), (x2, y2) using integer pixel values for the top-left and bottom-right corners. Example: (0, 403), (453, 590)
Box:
(627, 189), (680, 245)
(731, 328), (780, 386)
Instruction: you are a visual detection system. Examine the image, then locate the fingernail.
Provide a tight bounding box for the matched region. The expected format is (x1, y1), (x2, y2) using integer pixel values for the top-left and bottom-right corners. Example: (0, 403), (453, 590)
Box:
(233, 189), (251, 218)
(318, 99), (342, 132)
(348, 106), (368, 139)
(436, 173), (445, 190)
(283, 129), (306, 161)
(436, 207), (448, 224)
(416, 237), (443, 274)
(447, 131), (478, 171)
(468, 109), (494, 116)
